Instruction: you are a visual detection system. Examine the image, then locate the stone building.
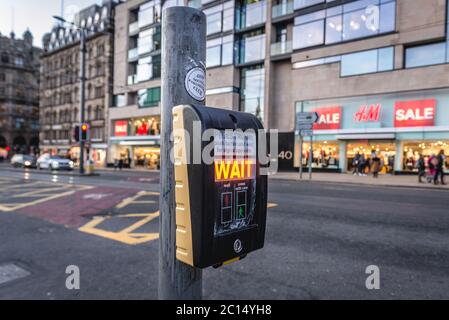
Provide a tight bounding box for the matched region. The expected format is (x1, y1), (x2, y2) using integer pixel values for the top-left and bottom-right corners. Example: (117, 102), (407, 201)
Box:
(39, 1), (116, 167)
(0, 30), (41, 158)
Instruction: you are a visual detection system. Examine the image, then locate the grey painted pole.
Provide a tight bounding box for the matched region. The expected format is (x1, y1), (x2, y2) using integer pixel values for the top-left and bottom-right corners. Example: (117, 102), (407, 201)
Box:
(309, 135), (313, 180)
(299, 134), (303, 180)
(159, 6), (206, 300)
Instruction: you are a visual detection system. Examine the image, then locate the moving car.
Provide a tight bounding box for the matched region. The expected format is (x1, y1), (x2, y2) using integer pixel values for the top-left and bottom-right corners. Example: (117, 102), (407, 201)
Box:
(10, 154), (37, 168)
(36, 154), (74, 171)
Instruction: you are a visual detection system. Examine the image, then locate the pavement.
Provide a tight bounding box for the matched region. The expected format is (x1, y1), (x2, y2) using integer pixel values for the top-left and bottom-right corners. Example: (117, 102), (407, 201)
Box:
(0, 166), (449, 299)
(271, 171), (449, 190)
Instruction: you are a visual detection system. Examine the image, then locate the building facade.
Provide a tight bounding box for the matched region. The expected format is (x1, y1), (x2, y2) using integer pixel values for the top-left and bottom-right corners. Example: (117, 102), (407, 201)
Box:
(111, 0), (449, 173)
(0, 31), (41, 159)
(39, 1), (116, 167)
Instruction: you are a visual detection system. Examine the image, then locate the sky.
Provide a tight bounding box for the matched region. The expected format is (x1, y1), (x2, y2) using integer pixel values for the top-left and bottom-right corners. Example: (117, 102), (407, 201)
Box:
(0, 0), (103, 47)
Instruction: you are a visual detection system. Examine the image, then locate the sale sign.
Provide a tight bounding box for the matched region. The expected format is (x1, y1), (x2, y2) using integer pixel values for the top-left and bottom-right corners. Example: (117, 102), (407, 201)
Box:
(114, 120), (128, 137)
(313, 106), (342, 130)
(394, 99), (436, 128)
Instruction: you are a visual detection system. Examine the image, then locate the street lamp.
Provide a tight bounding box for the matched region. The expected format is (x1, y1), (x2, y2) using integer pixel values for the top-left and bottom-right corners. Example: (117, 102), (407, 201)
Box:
(53, 15), (87, 175)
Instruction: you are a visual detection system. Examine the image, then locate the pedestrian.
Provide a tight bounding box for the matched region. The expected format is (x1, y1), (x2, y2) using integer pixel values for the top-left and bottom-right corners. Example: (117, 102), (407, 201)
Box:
(358, 154), (367, 176)
(371, 153), (381, 178)
(352, 152), (361, 175)
(434, 150), (446, 185)
(416, 154), (426, 183)
(118, 158), (124, 171)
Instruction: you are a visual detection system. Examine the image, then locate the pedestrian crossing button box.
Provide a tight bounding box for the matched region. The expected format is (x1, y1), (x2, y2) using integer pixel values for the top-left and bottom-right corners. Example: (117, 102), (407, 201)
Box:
(172, 104), (268, 269)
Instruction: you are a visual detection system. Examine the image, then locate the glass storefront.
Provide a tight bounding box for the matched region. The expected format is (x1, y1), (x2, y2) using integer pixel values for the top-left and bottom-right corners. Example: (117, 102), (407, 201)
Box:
(133, 146), (160, 170)
(403, 141), (449, 172)
(109, 116), (162, 170)
(294, 88), (449, 174)
(294, 139), (340, 169)
(346, 141), (396, 174)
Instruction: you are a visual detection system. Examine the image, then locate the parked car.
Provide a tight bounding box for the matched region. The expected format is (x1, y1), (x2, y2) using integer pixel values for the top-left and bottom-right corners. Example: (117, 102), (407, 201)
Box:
(10, 154), (37, 168)
(36, 154), (74, 171)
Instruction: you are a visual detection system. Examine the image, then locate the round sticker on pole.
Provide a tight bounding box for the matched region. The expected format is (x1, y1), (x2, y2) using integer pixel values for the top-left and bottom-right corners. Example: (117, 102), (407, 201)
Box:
(185, 67), (206, 101)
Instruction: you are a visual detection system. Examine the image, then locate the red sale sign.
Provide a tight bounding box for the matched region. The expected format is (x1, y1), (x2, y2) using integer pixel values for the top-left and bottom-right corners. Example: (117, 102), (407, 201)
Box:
(394, 99), (436, 128)
(114, 120), (128, 137)
(313, 106), (342, 130)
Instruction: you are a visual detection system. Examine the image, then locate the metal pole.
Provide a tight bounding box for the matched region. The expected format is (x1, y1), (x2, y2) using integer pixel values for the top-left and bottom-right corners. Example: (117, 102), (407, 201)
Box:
(309, 135), (313, 180)
(299, 134), (303, 180)
(79, 29), (86, 175)
(159, 7), (206, 300)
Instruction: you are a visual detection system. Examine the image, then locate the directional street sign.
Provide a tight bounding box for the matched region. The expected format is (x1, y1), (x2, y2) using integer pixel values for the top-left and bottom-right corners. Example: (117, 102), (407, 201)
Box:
(296, 112), (319, 126)
(296, 123), (313, 130)
(300, 129), (313, 137)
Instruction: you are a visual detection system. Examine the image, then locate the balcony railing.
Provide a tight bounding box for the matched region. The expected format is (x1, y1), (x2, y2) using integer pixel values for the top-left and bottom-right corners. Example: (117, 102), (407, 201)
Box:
(272, 1), (294, 19)
(128, 48), (139, 62)
(128, 74), (138, 86)
(129, 21), (139, 35)
(270, 40), (292, 56)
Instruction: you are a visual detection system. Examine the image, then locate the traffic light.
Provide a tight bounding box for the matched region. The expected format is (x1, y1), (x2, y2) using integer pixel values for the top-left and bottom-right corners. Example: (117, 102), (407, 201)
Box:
(172, 104), (268, 269)
(74, 125), (80, 142)
(80, 123), (89, 142)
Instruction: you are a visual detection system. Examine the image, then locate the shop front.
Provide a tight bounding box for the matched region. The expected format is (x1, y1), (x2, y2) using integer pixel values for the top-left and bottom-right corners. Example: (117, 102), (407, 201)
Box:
(109, 117), (161, 170)
(295, 88), (449, 174)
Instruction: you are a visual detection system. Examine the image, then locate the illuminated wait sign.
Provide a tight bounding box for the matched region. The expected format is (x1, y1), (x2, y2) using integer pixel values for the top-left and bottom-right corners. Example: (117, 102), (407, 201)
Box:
(214, 131), (257, 182)
(215, 160), (255, 181)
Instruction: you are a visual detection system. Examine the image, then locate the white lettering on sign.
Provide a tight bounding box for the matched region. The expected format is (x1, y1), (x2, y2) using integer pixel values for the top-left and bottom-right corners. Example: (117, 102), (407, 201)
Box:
(185, 67), (206, 101)
(395, 108), (434, 121)
(318, 113), (340, 125)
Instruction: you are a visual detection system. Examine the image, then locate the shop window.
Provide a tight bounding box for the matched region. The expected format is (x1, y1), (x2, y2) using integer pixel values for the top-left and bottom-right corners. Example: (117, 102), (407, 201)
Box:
(346, 141), (396, 174)
(403, 141), (449, 172)
(133, 117), (161, 136)
(138, 87), (161, 108)
(294, 140), (340, 169)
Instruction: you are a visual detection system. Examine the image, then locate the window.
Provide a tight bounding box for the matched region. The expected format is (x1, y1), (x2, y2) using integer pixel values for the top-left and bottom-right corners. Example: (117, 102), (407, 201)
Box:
(341, 47), (394, 76)
(138, 87), (161, 108)
(136, 55), (161, 82)
(293, 19), (324, 49)
(206, 35), (234, 68)
(137, 27), (161, 56)
(293, 0), (396, 50)
(138, 1), (161, 29)
(294, 0), (326, 10)
(238, 31), (265, 64)
(204, 2), (234, 36)
(405, 43), (446, 68)
(240, 65), (265, 122)
(236, 0), (267, 30)
(113, 94), (126, 107)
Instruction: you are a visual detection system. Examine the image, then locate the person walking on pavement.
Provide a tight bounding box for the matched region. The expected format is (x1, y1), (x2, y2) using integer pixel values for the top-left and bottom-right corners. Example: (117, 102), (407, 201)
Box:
(358, 154), (367, 176)
(434, 150), (446, 185)
(371, 152), (381, 178)
(417, 154), (426, 183)
(352, 152), (361, 175)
